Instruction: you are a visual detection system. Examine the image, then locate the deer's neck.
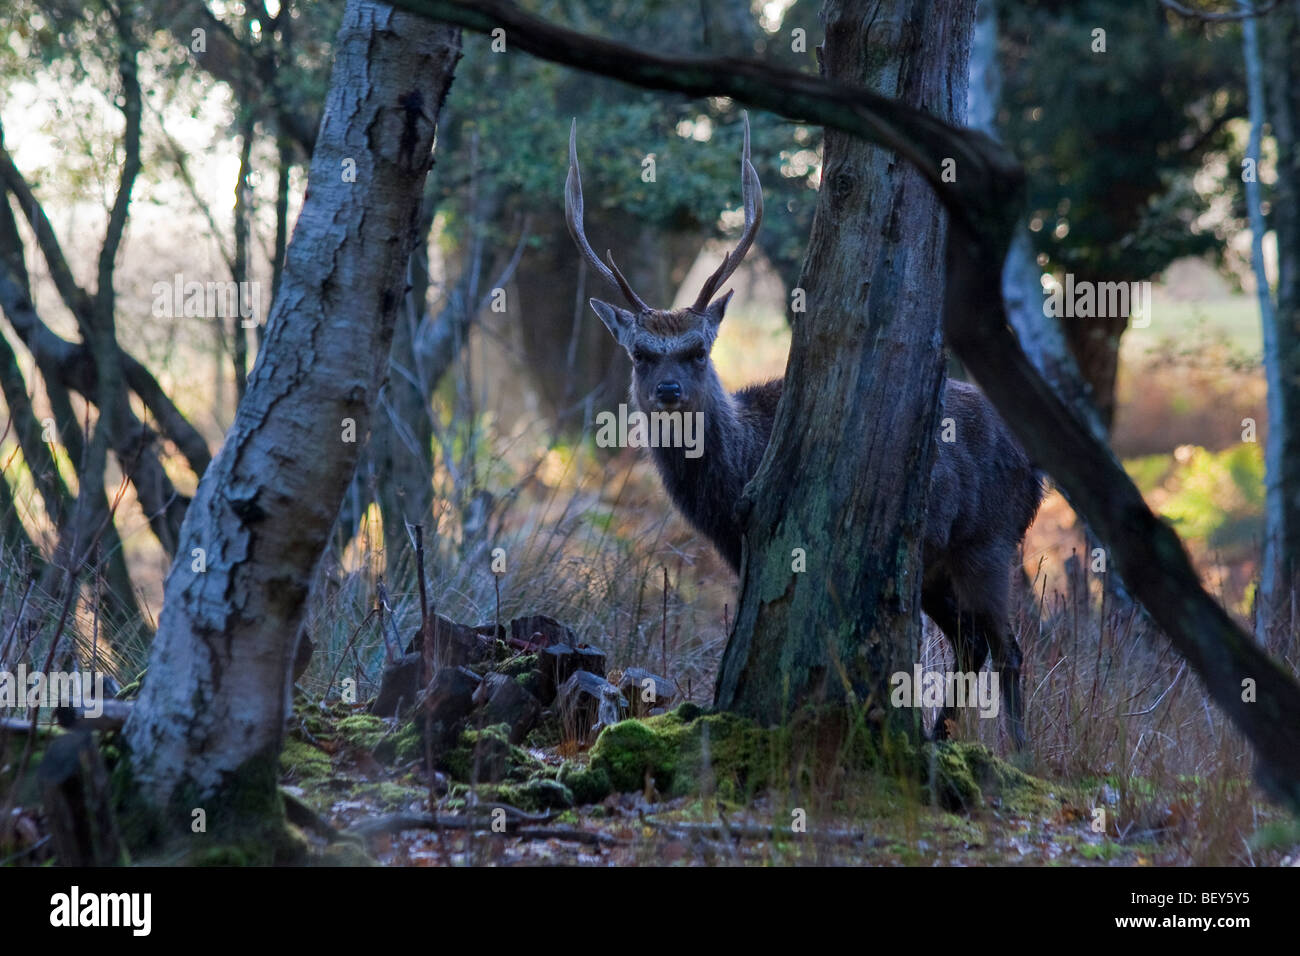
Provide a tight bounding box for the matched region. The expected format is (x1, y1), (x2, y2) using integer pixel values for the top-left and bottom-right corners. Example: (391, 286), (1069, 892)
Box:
(634, 367), (760, 572)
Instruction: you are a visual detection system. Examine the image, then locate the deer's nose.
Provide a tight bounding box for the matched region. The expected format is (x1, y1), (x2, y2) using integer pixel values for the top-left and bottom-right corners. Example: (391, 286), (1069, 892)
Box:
(655, 381), (682, 405)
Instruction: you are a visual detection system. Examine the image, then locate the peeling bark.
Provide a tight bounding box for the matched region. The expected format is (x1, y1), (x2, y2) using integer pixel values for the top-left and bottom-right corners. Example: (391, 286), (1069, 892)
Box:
(123, 1), (461, 815)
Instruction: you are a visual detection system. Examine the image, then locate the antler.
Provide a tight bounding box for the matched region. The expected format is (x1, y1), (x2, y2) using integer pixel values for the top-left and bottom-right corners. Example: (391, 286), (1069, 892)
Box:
(565, 119), (651, 313)
(692, 112), (764, 312)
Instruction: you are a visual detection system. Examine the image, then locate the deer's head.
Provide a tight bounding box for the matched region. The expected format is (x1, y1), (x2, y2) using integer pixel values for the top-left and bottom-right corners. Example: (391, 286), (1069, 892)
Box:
(565, 115), (763, 413)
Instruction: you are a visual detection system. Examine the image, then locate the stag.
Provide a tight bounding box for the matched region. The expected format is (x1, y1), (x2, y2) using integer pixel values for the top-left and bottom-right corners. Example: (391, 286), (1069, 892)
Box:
(565, 115), (1043, 748)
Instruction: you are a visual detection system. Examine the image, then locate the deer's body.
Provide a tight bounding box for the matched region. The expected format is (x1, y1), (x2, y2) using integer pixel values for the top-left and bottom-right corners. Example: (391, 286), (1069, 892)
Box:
(646, 376), (780, 572)
(644, 375), (1040, 585)
(565, 115), (1043, 748)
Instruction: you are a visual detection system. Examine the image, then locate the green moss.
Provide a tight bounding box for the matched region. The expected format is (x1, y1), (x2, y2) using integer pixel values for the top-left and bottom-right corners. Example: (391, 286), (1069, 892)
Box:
(498, 654), (538, 678)
(191, 822), (311, 867)
(924, 741), (1059, 814)
(290, 695), (358, 739)
(442, 724), (542, 783)
(156, 748), (308, 864)
(378, 721), (424, 764)
(523, 713), (562, 749)
(578, 710), (1061, 822)
(367, 782), (426, 807)
(338, 714), (387, 750)
(558, 762), (613, 804)
(1077, 839), (1126, 862)
(454, 778), (574, 813)
(673, 702), (704, 722)
(936, 811), (986, 846)
(513, 778), (573, 810)
(109, 735), (342, 865)
(590, 720), (676, 793)
(492, 654), (545, 699)
(928, 743), (983, 810)
(300, 710), (332, 739)
(588, 710), (775, 799)
(202, 751), (308, 864)
(280, 738), (332, 782)
(1249, 818), (1300, 851)
(193, 845), (257, 866)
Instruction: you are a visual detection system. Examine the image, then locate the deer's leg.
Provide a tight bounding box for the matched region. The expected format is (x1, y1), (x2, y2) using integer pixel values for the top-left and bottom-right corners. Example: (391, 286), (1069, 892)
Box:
(950, 544), (1029, 751)
(921, 582), (989, 742)
(978, 614), (1027, 751)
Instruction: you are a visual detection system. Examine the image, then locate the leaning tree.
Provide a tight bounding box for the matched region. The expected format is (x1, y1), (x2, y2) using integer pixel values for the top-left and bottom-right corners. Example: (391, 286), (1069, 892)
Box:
(116, 0), (1300, 838)
(396, 0), (1300, 808)
(122, 1), (462, 840)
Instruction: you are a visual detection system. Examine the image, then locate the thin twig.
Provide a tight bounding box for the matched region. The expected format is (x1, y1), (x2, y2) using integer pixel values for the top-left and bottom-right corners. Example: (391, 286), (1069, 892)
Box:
(324, 606), (379, 700)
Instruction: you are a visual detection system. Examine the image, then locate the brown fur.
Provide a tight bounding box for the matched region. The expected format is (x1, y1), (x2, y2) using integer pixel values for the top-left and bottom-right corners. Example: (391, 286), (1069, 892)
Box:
(639, 309), (699, 336)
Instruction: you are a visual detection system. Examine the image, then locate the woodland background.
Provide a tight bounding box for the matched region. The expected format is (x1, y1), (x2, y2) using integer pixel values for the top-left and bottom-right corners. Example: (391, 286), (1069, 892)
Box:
(0, 0), (1297, 866)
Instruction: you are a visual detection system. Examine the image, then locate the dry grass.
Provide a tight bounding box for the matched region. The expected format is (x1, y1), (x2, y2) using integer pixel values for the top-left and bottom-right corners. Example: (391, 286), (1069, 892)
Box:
(1, 319), (1293, 865)
(289, 411), (1297, 865)
(925, 534), (1296, 865)
(299, 443), (736, 708)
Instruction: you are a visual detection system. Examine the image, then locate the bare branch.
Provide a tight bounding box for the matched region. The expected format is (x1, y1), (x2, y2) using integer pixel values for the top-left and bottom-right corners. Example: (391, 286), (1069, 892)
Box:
(390, 0), (1025, 239)
(0, 141), (211, 479)
(153, 0), (318, 153)
(0, 130), (96, 335)
(391, 0), (1300, 809)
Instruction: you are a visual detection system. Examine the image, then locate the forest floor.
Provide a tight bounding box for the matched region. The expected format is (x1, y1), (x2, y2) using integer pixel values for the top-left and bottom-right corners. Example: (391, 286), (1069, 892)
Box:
(264, 317), (1297, 868)
(7, 300), (1294, 867)
(278, 701), (1300, 867)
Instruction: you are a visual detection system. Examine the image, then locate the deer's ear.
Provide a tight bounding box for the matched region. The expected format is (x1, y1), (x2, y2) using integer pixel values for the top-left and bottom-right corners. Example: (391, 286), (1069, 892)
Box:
(590, 298), (637, 349)
(703, 289), (734, 329)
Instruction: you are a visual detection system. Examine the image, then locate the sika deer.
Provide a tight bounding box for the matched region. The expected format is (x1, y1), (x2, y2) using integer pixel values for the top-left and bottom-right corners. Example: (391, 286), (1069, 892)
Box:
(565, 115), (1042, 747)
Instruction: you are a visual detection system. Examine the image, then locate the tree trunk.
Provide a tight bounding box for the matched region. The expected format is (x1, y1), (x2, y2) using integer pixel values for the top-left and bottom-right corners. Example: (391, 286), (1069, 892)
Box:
(715, 0), (976, 722)
(335, 183), (441, 562)
(1258, 1), (1299, 650)
(967, 0), (1105, 441)
(1059, 269), (1128, 432)
(397, 0), (1300, 814)
(123, 1), (461, 826)
(370, 286), (437, 559)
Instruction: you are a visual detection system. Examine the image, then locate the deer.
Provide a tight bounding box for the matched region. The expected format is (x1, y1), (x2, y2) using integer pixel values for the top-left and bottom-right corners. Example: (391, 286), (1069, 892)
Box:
(564, 115), (1044, 749)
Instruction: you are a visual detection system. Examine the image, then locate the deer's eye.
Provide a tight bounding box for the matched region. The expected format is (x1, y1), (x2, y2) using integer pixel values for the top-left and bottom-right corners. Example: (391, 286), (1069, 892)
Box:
(632, 349), (652, 364)
(690, 348), (707, 363)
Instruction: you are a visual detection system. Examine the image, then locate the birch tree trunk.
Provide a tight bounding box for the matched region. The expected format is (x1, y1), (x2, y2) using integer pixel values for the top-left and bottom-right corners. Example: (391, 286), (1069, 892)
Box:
(123, 1), (461, 830)
(715, 0), (976, 721)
